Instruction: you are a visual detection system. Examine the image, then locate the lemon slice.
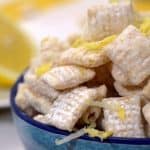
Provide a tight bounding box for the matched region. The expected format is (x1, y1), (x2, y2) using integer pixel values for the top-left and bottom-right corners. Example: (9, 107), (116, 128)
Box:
(0, 66), (18, 88)
(0, 15), (35, 88)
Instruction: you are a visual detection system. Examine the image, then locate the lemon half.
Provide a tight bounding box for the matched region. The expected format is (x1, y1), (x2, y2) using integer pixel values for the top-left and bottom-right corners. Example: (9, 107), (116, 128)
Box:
(0, 15), (35, 88)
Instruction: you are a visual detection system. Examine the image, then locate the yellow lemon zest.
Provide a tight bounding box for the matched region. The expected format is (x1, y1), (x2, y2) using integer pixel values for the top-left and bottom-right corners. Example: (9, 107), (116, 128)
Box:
(72, 37), (86, 48)
(116, 105), (126, 121)
(36, 63), (52, 77)
(82, 35), (116, 51)
(55, 127), (113, 145)
(84, 128), (113, 141)
(140, 18), (150, 36)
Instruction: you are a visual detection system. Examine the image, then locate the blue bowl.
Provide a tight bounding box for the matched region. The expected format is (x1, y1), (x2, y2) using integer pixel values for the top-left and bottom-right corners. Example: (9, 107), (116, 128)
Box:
(10, 74), (150, 150)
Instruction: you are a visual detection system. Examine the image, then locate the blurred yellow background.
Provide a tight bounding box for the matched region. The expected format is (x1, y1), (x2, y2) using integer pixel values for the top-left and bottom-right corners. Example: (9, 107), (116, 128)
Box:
(0, 0), (74, 21)
(132, 0), (150, 12)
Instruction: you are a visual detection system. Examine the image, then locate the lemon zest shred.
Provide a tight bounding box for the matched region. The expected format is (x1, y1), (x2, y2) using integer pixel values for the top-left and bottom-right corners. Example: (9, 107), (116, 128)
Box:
(35, 63), (52, 77)
(84, 128), (113, 141)
(140, 18), (150, 36)
(116, 105), (126, 121)
(55, 127), (113, 145)
(72, 35), (116, 51)
(72, 37), (86, 48)
(82, 35), (116, 51)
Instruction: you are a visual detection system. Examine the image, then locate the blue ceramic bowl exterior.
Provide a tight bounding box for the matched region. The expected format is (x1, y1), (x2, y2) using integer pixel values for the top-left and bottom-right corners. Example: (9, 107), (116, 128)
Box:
(11, 74), (150, 150)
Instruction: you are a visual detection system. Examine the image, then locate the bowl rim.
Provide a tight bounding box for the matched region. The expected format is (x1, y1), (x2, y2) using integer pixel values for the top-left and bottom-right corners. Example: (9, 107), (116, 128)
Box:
(10, 74), (150, 145)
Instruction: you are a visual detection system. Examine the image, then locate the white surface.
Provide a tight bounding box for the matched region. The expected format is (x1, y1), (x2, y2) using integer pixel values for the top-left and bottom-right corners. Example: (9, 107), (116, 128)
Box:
(0, 99), (9, 108)
(0, 89), (10, 108)
(20, 0), (107, 47)
(0, 0), (106, 149)
(0, 109), (24, 150)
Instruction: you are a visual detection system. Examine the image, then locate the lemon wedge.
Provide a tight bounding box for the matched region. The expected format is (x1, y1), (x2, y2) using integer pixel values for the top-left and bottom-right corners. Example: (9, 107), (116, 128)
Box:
(0, 66), (18, 88)
(0, 15), (35, 88)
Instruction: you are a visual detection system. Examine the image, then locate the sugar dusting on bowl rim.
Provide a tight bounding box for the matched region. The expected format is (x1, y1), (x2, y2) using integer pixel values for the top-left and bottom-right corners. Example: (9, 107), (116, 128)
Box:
(10, 73), (150, 145)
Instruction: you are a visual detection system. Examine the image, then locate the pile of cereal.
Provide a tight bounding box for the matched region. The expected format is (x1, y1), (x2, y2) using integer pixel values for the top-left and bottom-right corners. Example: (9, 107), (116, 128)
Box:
(16, 2), (150, 144)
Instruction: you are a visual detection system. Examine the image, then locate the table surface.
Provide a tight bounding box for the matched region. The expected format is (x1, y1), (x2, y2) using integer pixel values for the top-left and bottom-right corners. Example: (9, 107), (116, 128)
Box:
(0, 1), (105, 149)
(0, 109), (24, 150)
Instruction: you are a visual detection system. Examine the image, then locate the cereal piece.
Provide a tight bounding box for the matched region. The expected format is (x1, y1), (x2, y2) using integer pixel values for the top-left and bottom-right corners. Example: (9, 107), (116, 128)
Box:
(41, 37), (68, 53)
(23, 87), (52, 114)
(59, 47), (108, 68)
(80, 85), (107, 126)
(41, 65), (95, 90)
(142, 103), (150, 125)
(111, 65), (129, 85)
(16, 83), (52, 114)
(24, 69), (37, 83)
(16, 83), (50, 115)
(102, 96), (145, 137)
(106, 25), (150, 85)
(15, 83), (30, 110)
(29, 56), (43, 72)
(24, 70), (60, 101)
(114, 81), (142, 96)
(59, 36), (116, 68)
(40, 37), (69, 63)
(34, 114), (48, 124)
(27, 37), (68, 73)
(81, 3), (135, 41)
(29, 79), (60, 101)
(34, 85), (107, 131)
(143, 80), (150, 99)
